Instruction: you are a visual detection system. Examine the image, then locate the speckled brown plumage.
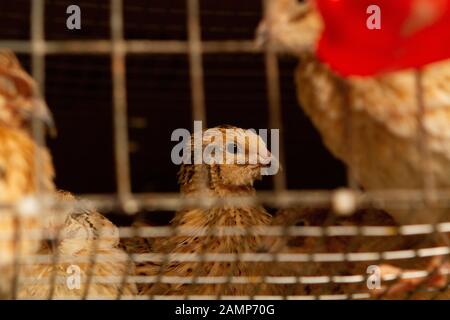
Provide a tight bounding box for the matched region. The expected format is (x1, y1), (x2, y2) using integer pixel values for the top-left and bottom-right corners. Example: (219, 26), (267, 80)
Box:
(268, 207), (450, 299)
(0, 51), (53, 132)
(258, 0), (450, 297)
(0, 51), (132, 299)
(260, 0), (450, 225)
(138, 126), (280, 296)
(18, 192), (137, 299)
(295, 54), (450, 225)
(0, 51), (56, 297)
(0, 127), (55, 295)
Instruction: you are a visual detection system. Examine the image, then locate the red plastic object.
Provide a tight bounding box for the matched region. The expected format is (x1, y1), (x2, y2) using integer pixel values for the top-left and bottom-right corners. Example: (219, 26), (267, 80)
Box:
(315, 0), (450, 76)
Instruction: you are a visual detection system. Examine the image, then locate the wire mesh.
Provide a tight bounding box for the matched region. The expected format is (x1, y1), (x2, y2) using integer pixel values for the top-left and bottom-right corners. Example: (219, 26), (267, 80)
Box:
(0, 0), (448, 300)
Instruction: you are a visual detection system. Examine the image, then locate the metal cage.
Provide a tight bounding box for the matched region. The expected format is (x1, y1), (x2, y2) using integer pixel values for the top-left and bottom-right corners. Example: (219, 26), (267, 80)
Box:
(0, 0), (449, 300)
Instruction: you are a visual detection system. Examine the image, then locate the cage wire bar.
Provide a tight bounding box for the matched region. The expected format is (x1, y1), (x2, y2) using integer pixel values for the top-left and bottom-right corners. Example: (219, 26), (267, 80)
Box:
(187, 0), (207, 126)
(262, 0), (287, 192)
(111, 0), (132, 206)
(0, 0), (448, 299)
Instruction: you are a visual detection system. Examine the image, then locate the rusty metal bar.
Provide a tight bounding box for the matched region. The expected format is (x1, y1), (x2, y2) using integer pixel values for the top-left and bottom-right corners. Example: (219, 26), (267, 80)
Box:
(30, 0), (47, 192)
(3, 188), (450, 216)
(5, 223), (450, 241)
(11, 245), (450, 264)
(263, 0), (286, 192)
(0, 40), (260, 55)
(264, 50), (287, 192)
(111, 0), (132, 205)
(109, 0), (132, 301)
(187, 0), (207, 125)
(13, 271), (450, 288)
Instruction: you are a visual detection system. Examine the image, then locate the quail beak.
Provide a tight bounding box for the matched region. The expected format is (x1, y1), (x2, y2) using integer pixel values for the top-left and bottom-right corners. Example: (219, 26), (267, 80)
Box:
(21, 98), (57, 138)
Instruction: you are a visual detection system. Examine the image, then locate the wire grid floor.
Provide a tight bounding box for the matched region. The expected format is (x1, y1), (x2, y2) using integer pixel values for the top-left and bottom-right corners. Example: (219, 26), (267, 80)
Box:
(0, 0), (449, 300)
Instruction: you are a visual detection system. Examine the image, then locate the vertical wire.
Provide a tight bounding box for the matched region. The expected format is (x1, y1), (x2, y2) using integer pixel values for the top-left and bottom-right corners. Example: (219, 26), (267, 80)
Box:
(31, 0), (46, 118)
(12, 0), (48, 300)
(187, 0), (207, 126)
(187, 0), (209, 195)
(185, 0), (209, 296)
(264, 51), (287, 192)
(31, 0), (47, 183)
(110, 0), (132, 300)
(338, 79), (358, 190)
(10, 216), (21, 299)
(262, 0), (287, 296)
(263, 0), (286, 192)
(415, 70), (435, 200)
(111, 0), (132, 205)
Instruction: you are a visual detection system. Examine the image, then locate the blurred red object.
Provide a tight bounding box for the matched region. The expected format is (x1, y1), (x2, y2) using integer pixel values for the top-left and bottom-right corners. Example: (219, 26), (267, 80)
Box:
(315, 0), (450, 76)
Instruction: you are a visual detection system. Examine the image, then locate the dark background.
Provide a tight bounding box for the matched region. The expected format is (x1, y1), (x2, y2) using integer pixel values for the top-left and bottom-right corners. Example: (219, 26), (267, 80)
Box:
(0, 0), (346, 200)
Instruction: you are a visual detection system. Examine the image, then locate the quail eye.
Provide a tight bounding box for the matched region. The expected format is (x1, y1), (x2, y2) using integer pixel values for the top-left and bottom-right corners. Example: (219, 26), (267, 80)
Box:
(226, 142), (238, 154)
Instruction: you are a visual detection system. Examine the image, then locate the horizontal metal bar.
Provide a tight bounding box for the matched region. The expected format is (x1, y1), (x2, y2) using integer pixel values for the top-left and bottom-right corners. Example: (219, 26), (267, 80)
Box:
(1, 223), (450, 241)
(57, 189), (450, 211)
(6, 188), (450, 214)
(15, 275), (364, 286)
(8, 245), (450, 264)
(15, 268), (450, 288)
(0, 40), (260, 54)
